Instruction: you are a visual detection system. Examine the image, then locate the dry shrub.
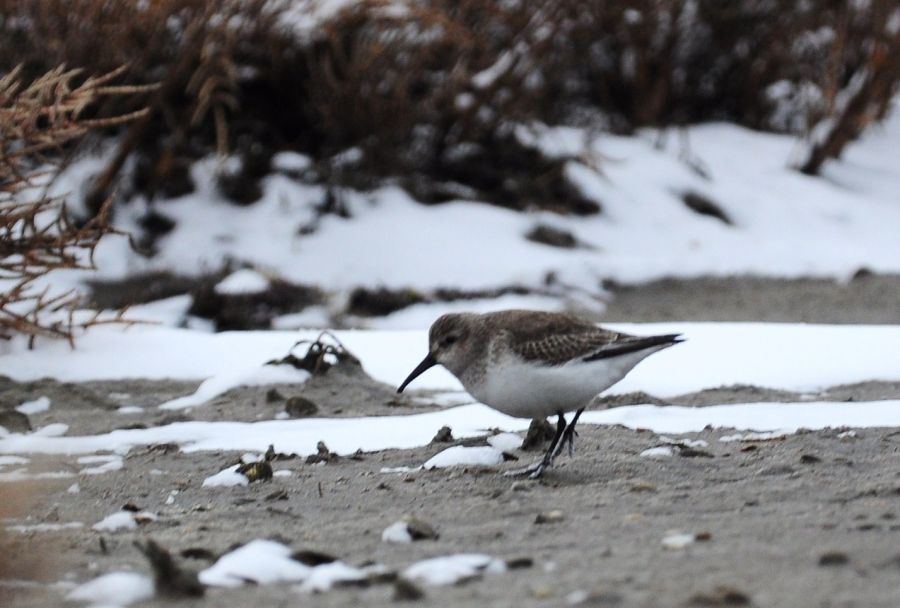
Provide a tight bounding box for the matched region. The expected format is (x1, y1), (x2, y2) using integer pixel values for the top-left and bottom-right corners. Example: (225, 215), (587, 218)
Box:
(0, 66), (140, 343)
(2, 0), (897, 217)
(0, 0), (303, 209)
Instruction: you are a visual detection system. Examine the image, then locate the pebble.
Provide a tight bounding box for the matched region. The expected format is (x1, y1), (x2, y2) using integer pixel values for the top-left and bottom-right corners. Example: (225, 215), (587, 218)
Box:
(535, 510), (565, 524)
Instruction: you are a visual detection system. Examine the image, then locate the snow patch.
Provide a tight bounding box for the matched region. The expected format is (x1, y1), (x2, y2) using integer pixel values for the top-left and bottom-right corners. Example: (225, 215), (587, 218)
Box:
(201, 464), (248, 488)
(66, 572), (154, 606)
(382, 521), (413, 544)
(159, 365), (310, 410)
(16, 396), (50, 415)
(403, 554), (506, 586)
(423, 446), (505, 469)
(214, 269), (270, 295)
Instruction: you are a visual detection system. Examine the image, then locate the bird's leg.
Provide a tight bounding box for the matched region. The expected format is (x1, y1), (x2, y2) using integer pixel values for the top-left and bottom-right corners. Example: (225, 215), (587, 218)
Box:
(559, 408), (584, 458)
(504, 412), (567, 478)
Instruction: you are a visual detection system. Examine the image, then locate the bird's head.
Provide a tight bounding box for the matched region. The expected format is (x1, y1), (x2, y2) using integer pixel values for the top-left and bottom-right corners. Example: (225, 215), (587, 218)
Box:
(397, 313), (476, 393)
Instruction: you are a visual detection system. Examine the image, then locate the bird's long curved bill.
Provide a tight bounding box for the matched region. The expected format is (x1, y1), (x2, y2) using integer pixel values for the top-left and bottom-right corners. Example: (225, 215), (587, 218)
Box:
(397, 353), (437, 393)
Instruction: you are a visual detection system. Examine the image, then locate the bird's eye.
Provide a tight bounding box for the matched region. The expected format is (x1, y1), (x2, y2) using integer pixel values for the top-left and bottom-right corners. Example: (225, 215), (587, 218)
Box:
(442, 335), (458, 348)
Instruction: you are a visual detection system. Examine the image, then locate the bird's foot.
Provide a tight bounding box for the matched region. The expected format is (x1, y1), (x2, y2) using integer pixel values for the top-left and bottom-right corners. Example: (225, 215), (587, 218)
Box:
(563, 428), (579, 458)
(503, 460), (547, 478)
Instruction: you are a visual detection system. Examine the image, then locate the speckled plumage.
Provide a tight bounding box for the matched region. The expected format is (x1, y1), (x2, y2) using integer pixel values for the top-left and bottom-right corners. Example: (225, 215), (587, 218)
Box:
(398, 310), (683, 477)
(405, 310), (682, 418)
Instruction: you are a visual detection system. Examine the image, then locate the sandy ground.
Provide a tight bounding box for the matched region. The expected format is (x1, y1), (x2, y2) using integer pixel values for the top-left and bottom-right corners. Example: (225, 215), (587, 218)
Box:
(2, 275), (900, 607)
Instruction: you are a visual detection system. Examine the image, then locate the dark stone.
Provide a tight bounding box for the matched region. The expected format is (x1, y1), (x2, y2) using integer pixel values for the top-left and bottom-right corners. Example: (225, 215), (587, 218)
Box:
(681, 191), (732, 225)
(236, 461), (273, 483)
(265, 388), (285, 403)
(819, 551), (849, 566)
(525, 224), (578, 249)
(393, 577), (425, 601)
(291, 549), (337, 566)
(521, 418), (556, 451)
(347, 288), (426, 317)
(430, 426), (454, 443)
(285, 396), (319, 418)
(0, 410), (31, 433)
(689, 586), (750, 606)
(136, 539), (205, 598)
(404, 517), (439, 541)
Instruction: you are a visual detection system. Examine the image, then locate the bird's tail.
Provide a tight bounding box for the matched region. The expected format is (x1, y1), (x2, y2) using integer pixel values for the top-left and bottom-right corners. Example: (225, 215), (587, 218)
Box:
(584, 333), (683, 361)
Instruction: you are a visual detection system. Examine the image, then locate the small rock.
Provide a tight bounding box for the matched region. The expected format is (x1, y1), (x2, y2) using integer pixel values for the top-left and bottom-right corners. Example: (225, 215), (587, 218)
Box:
(629, 482), (657, 493)
(526, 224), (579, 249)
(800, 454), (821, 464)
(430, 426), (454, 443)
(285, 396), (319, 418)
(306, 441), (337, 464)
(695, 532), (712, 542)
(689, 586), (750, 606)
(661, 532), (695, 550)
(533, 586), (554, 599)
(405, 516), (439, 541)
(135, 539), (204, 598)
(0, 409), (31, 433)
(566, 589), (623, 606)
(511, 480), (534, 492)
(535, 510), (565, 524)
(522, 418), (556, 451)
(291, 549), (337, 566)
(265, 388), (285, 403)
(506, 557), (534, 570)
(393, 577), (425, 601)
(236, 461), (273, 482)
(818, 551), (849, 566)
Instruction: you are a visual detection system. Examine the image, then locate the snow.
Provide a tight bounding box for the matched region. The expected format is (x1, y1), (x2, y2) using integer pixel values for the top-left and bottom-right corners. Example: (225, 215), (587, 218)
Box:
(487, 432), (525, 453)
(16, 396), (51, 415)
(0, 455), (28, 466)
(33, 423), (68, 437)
(423, 446), (506, 469)
(662, 532), (696, 550)
(2, 324), (899, 401)
(640, 446), (675, 458)
(199, 540), (311, 587)
(78, 454), (123, 475)
(201, 464), (248, 487)
(91, 511), (139, 532)
(214, 269), (270, 295)
(159, 365), (310, 410)
(382, 521), (414, 544)
(295, 561), (367, 593)
(42, 106), (900, 302)
(66, 572), (154, 607)
(6, 522), (83, 533)
(403, 554), (507, 586)
(3, 400), (900, 460)
(719, 431), (789, 443)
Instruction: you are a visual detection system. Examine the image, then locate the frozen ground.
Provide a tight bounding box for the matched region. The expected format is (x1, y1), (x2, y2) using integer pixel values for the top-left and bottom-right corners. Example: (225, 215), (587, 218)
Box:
(1, 314), (900, 606)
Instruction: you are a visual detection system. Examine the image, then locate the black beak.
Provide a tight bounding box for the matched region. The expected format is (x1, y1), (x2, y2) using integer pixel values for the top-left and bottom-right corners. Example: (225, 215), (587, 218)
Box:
(397, 352), (437, 393)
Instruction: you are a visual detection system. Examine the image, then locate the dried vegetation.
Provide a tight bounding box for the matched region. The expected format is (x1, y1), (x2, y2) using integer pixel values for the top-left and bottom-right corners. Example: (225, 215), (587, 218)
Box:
(0, 66), (142, 343)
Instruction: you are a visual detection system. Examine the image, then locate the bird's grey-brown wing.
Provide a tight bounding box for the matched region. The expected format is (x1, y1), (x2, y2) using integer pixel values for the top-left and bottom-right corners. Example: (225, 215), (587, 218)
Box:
(511, 329), (626, 366)
(513, 329), (682, 366)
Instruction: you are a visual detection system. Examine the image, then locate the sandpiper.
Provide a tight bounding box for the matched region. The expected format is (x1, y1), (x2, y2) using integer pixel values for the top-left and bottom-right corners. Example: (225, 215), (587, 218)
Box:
(397, 310), (683, 478)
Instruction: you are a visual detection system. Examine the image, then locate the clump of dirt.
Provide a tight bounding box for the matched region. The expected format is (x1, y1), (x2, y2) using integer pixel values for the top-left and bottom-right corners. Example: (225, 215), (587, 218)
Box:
(681, 191), (732, 225)
(525, 224), (580, 249)
(87, 272), (199, 310)
(189, 278), (323, 331)
(347, 288), (427, 317)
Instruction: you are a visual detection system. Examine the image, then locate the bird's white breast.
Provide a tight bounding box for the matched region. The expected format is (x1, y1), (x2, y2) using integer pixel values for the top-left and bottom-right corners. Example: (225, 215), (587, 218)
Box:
(468, 348), (665, 419)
